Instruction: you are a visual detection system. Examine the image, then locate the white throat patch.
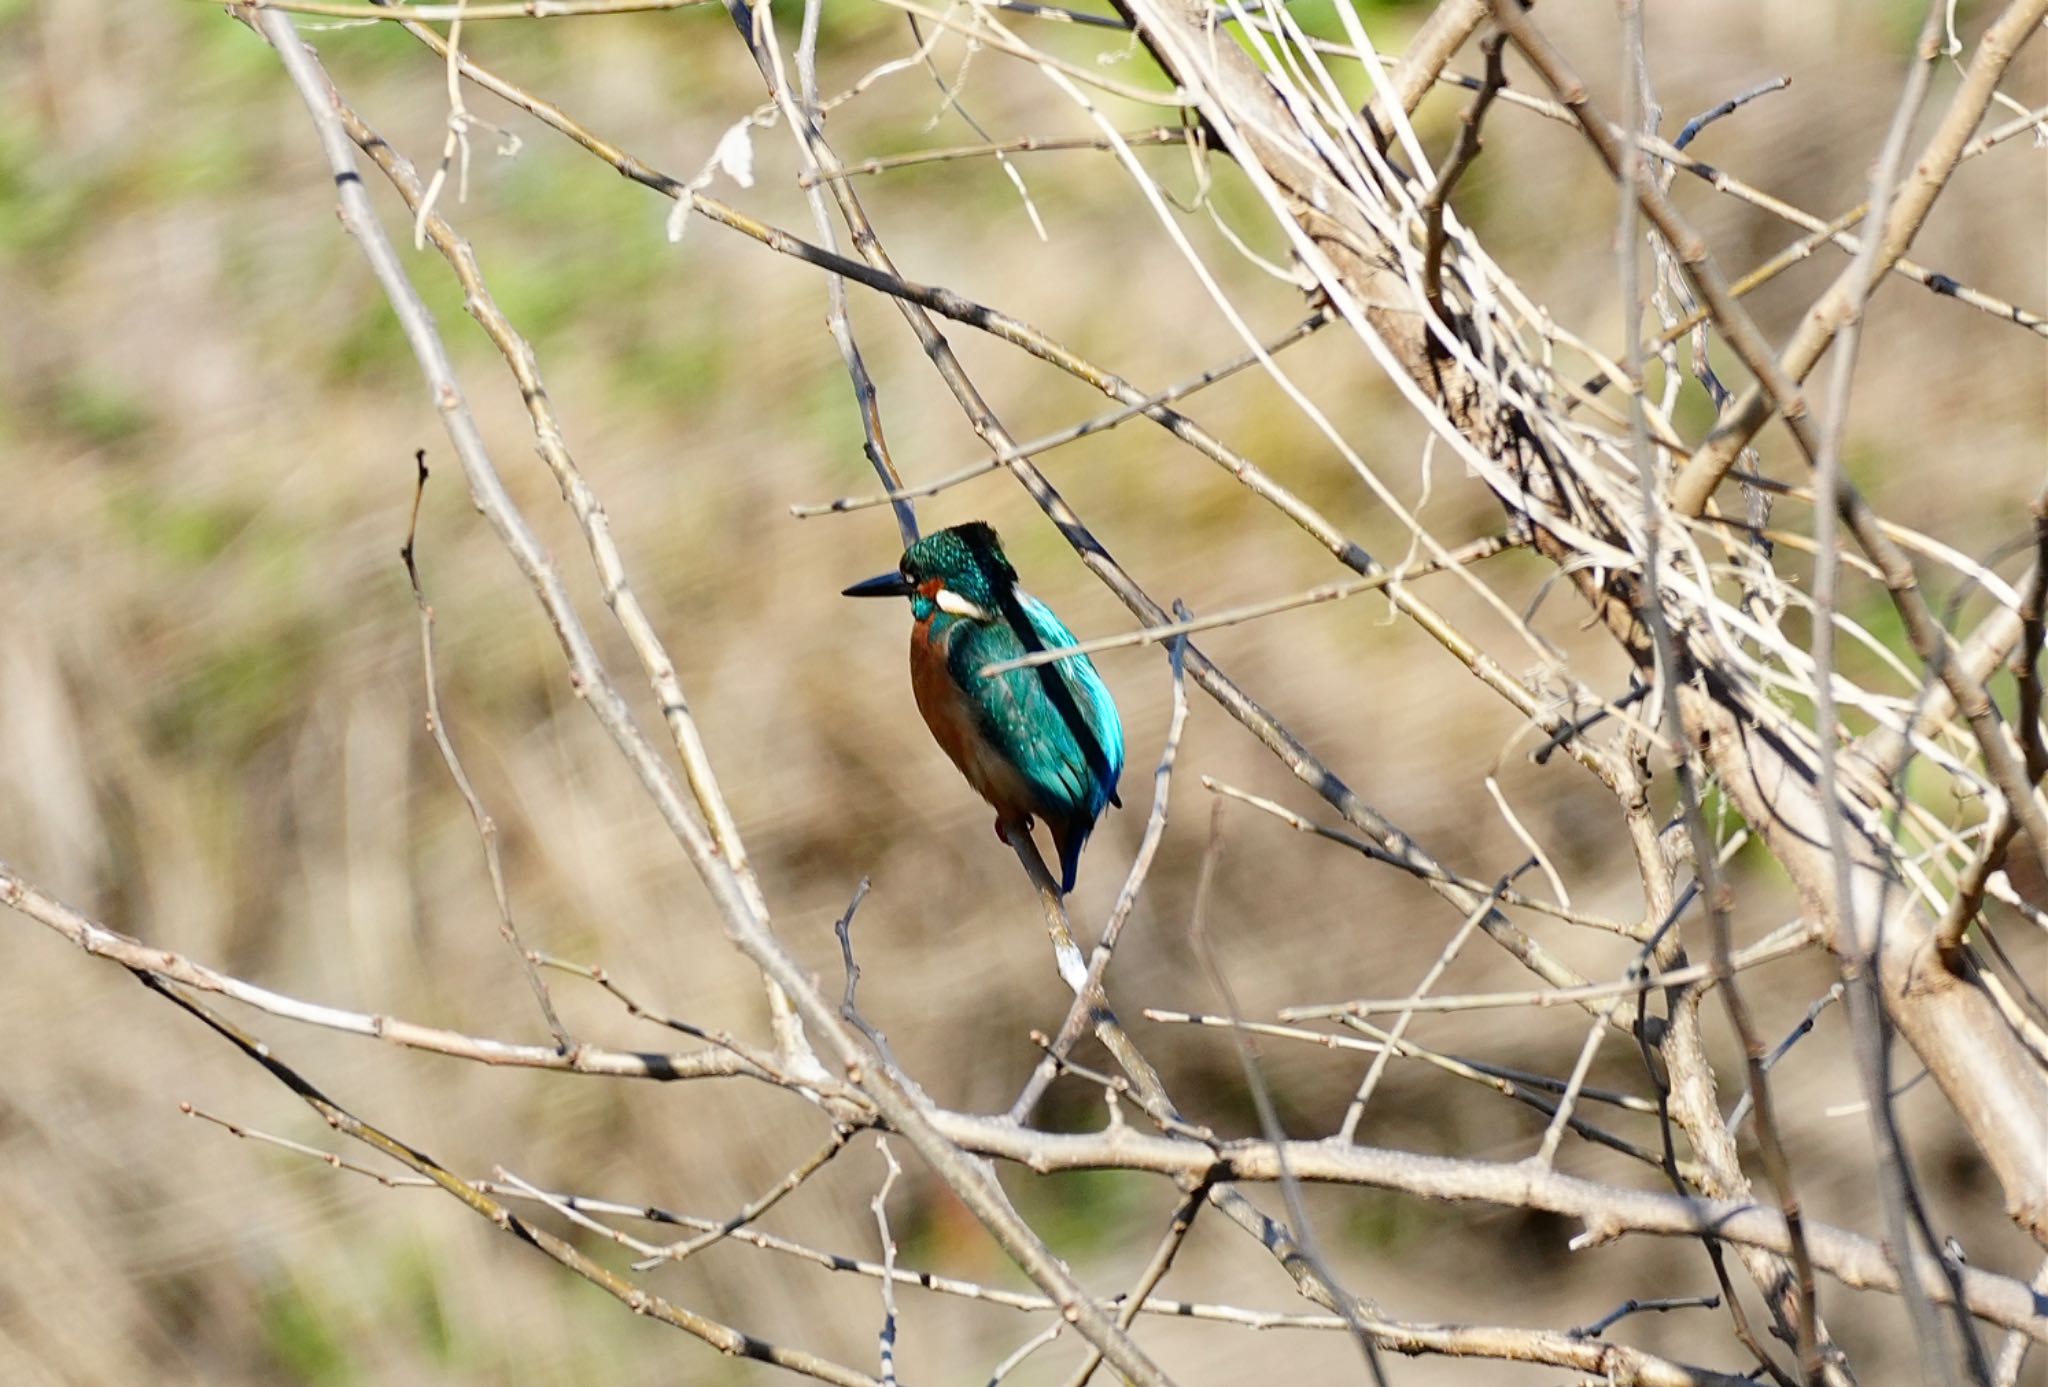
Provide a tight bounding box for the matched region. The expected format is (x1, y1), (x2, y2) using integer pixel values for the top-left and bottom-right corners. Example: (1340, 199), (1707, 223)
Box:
(934, 588), (994, 622)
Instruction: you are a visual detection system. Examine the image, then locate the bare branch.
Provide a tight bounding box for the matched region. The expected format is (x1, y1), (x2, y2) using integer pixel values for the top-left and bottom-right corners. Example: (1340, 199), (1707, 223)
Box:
(146, 976), (883, 1387)
(1420, 31), (1504, 332)
(1671, 0), (2048, 514)
(400, 451), (568, 1048)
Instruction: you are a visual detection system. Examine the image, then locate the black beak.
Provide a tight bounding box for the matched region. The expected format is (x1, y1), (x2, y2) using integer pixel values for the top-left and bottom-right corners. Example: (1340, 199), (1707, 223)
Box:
(842, 572), (916, 599)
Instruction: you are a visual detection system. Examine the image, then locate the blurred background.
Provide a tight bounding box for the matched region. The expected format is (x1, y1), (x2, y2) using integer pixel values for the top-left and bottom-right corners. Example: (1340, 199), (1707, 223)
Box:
(1, 0), (2043, 1382)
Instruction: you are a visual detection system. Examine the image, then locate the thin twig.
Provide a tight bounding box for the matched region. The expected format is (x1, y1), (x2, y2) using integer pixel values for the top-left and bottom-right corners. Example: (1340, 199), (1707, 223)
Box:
(869, 1139), (904, 1387)
(1420, 31), (1505, 333)
(1569, 1294), (1722, 1339)
(399, 451), (568, 1048)
(1334, 863), (1523, 1142)
(1280, 920), (1816, 1020)
(2016, 498), (2048, 787)
(799, 127), (1184, 184)
(1726, 984), (1846, 1132)
(1934, 807), (2015, 958)
(1530, 995), (1623, 1169)
(1674, 76), (1792, 150)
(985, 1322), (1067, 1385)
(1203, 780), (1641, 936)
(632, 1126), (854, 1268)
(832, 878), (892, 1059)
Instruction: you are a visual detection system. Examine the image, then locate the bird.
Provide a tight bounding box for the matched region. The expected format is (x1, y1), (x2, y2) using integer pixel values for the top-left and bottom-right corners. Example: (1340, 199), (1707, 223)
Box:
(843, 522), (1123, 895)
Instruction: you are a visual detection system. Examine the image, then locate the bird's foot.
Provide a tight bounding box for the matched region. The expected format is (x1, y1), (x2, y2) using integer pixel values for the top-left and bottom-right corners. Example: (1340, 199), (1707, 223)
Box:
(993, 814), (1033, 844)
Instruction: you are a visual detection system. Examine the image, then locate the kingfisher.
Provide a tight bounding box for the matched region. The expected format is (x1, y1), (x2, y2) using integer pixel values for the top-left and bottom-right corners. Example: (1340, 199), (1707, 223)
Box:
(843, 522), (1124, 894)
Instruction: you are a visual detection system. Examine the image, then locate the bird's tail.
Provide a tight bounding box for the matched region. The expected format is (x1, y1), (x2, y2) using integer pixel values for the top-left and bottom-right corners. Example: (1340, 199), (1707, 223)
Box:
(1049, 816), (1091, 896)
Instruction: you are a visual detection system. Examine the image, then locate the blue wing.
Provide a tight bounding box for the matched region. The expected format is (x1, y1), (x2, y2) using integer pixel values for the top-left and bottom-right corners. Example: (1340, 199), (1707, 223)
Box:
(941, 595), (1123, 823)
(1015, 593), (1123, 812)
(936, 591), (1122, 892)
